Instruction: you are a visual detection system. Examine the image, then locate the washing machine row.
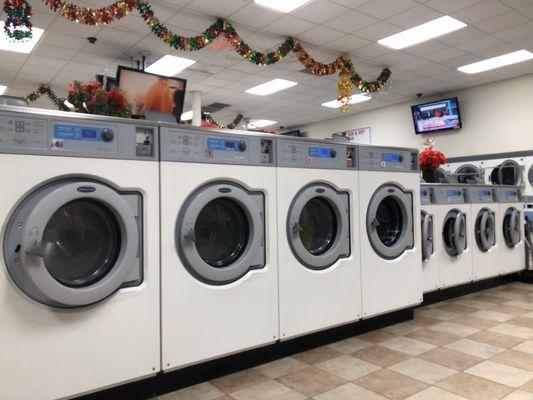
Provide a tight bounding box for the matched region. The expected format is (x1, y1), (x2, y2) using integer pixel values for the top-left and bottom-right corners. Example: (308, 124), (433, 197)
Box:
(420, 183), (525, 293)
(0, 106), (422, 400)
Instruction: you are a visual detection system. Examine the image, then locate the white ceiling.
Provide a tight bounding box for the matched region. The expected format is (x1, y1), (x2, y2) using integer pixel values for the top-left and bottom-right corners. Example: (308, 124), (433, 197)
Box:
(2, 0), (533, 130)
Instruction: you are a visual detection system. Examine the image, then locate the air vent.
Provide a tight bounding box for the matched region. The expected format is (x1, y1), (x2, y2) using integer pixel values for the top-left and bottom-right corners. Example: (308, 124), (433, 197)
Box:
(204, 102), (231, 113)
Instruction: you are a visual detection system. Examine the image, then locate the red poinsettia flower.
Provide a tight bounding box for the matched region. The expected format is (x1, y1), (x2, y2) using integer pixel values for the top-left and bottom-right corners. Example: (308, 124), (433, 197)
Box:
(81, 81), (103, 96)
(419, 147), (447, 171)
(104, 87), (127, 113)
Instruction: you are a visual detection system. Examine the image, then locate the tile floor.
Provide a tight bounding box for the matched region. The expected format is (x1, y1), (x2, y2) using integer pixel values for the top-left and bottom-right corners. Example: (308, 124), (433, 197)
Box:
(157, 282), (533, 400)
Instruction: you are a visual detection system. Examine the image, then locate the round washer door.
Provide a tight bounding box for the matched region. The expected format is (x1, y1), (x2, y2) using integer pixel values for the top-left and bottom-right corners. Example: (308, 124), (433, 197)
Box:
(528, 165), (533, 189)
(287, 184), (350, 270)
(4, 180), (140, 308)
(442, 209), (467, 257)
(367, 185), (414, 260)
(475, 209), (496, 252)
(455, 164), (483, 184)
(421, 211), (434, 261)
(503, 207), (521, 248)
(176, 182), (265, 285)
(490, 160), (523, 186)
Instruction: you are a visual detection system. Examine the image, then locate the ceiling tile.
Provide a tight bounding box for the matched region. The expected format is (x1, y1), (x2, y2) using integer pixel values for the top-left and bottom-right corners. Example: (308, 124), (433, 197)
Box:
(357, 0), (417, 19)
(329, 0), (373, 8)
(353, 21), (404, 41)
(187, 0), (249, 18)
(229, 4), (284, 28)
(351, 43), (391, 59)
(292, 0), (350, 24)
(263, 15), (315, 36)
(452, 0), (512, 24)
(386, 5), (443, 28)
(474, 11), (529, 33)
(437, 26), (487, 45)
(456, 35), (506, 52)
(298, 26), (346, 45)
(324, 10), (379, 33)
(500, 0), (533, 9)
(494, 21), (533, 40)
(324, 35), (371, 51)
(424, 47), (468, 62)
(425, 0), (484, 14)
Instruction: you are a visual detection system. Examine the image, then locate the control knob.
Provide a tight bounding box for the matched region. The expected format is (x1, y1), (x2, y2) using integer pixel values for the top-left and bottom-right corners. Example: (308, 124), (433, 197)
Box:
(101, 128), (114, 142)
(237, 140), (247, 152)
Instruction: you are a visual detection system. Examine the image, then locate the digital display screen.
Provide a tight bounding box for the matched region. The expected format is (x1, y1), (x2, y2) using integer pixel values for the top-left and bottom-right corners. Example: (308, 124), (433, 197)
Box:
(81, 129), (97, 139)
(411, 97), (462, 134)
(480, 190), (492, 197)
(53, 124), (106, 142)
(382, 153), (401, 162)
(308, 147), (332, 158)
(225, 141), (235, 149)
(447, 190), (462, 197)
(207, 137), (239, 152)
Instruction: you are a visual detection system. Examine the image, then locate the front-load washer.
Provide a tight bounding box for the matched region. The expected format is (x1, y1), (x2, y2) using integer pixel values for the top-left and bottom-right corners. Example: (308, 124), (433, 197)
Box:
(495, 186), (525, 275)
(277, 138), (360, 339)
(358, 146), (422, 318)
(0, 106), (159, 400)
(433, 186), (473, 288)
(467, 186), (499, 281)
(159, 125), (278, 370)
(420, 184), (439, 293)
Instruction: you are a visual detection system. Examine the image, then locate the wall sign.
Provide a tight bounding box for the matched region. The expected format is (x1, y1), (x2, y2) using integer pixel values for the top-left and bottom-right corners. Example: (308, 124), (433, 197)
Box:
(332, 127), (371, 144)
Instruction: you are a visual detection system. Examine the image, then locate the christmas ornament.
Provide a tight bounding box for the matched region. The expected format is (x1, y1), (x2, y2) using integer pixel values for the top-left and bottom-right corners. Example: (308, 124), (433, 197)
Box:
(3, 0), (33, 41)
(43, 0), (138, 25)
(202, 113), (244, 130)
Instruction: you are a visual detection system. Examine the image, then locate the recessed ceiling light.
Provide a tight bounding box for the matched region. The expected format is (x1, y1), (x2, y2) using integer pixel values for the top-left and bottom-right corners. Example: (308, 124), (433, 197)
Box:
(254, 0), (312, 13)
(248, 119), (277, 128)
(246, 79), (297, 96)
(0, 85), (6, 95)
(181, 110), (193, 121)
(322, 94), (371, 109)
(378, 16), (466, 50)
(0, 23), (45, 54)
(145, 55), (196, 77)
(458, 50), (533, 74)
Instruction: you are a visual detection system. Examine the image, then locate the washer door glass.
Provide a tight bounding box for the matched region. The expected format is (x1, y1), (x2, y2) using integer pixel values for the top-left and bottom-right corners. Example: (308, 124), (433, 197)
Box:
(43, 200), (121, 288)
(421, 211), (434, 261)
(299, 197), (337, 256)
(491, 160), (523, 186)
(455, 164), (483, 184)
(442, 210), (467, 257)
(475, 209), (496, 252)
(503, 207), (521, 248)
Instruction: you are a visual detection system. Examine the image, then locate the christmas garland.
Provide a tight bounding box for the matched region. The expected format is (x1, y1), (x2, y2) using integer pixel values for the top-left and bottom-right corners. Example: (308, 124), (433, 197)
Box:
(43, 0), (138, 26)
(3, 0), (33, 41)
(26, 84), (69, 110)
(202, 113), (243, 130)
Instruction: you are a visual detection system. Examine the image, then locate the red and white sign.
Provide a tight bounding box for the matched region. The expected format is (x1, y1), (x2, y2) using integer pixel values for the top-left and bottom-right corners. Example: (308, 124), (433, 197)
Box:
(333, 127), (371, 144)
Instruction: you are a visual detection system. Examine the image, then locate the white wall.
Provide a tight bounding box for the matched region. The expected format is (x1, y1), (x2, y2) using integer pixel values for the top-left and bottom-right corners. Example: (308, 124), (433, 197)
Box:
(299, 73), (533, 158)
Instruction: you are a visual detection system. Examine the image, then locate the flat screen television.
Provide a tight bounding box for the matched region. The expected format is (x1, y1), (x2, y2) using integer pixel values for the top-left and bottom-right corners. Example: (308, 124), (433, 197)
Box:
(411, 97), (462, 134)
(116, 66), (186, 121)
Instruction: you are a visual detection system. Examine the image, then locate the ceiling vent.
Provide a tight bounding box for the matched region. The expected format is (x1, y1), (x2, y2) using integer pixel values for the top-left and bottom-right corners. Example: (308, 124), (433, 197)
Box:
(204, 102), (231, 113)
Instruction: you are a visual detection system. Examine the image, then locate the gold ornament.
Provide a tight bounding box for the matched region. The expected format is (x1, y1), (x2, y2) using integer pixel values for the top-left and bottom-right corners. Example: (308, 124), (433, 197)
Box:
(337, 68), (354, 113)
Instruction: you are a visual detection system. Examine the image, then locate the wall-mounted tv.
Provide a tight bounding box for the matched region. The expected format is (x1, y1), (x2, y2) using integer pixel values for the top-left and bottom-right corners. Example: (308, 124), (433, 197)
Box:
(411, 97), (462, 134)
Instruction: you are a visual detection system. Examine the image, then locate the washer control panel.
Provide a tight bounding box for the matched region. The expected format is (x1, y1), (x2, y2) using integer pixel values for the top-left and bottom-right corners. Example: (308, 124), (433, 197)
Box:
(495, 187), (521, 203)
(358, 146), (418, 172)
(277, 139), (356, 170)
(468, 187), (496, 204)
(160, 127), (275, 166)
(433, 186), (469, 204)
(420, 185), (434, 205)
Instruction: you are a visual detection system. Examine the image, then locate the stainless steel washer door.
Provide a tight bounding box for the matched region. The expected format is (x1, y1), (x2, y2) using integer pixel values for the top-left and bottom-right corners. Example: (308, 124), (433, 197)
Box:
(442, 209), (467, 257)
(4, 180), (141, 308)
(176, 182), (265, 285)
(491, 160), (523, 186)
(287, 184), (350, 270)
(475, 209), (496, 252)
(367, 185), (414, 260)
(421, 211), (434, 261)
(503, 207), (521, 248)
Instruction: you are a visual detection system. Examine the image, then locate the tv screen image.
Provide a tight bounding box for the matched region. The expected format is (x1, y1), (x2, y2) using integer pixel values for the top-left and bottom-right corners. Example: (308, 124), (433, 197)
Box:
(411, 97), (462, 134)
(116, 66), (186, 120)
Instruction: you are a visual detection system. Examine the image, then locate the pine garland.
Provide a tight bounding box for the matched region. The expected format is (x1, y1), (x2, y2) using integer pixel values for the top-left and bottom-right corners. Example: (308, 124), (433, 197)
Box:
(26, 84), (69, 110)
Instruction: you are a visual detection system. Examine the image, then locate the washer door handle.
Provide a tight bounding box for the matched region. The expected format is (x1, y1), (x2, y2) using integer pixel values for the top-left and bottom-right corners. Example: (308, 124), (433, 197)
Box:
(293, 222), (304, 234)
(184, 229), (197, 243)
(25, 239), (45, 258)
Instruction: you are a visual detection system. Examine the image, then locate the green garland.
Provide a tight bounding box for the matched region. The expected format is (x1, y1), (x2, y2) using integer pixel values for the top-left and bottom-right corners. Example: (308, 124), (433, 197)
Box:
(203, 113), (244, 130)
(26, 84), (68, 110)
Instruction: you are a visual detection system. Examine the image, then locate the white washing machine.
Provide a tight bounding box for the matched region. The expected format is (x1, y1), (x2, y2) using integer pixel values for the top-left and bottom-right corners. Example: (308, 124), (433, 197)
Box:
(0, 106), (160, 400)
(420, 184), (439, 293)
(159, 125), (278, 370)
(495, 186), (525, 275)
(358, 146), (422, 318)
(467, 186), (499, 281)
(433, 186), (473, 288)
(277, 138), (360, 340)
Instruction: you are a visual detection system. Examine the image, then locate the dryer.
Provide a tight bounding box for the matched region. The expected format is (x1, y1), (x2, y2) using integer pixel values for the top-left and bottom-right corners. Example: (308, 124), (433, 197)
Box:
(277, 138), (360, 339)
(358, 146), (422, 318)
(159, 125), (278, 370)
(420, 184), (439, 293)
(467, 186), (499, 281)
(0, 106), (160, 400)
(443, 161), (485, 184)
(495, 186), (525, 275)
(433, 185), (473, 288)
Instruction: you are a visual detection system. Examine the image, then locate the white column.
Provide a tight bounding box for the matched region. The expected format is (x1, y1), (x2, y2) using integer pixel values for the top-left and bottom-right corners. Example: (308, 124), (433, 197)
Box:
(191, 90), (202, 127)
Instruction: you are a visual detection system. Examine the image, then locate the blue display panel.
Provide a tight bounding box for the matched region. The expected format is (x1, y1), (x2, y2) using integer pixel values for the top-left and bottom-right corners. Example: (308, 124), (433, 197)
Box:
(447, 189), (462, 197)
(54, 125), (105, 141)
(207, 137), (240, 152)
(479, 190), (492, 197)
(308, 147), (333, 158)
(382, 153), (401, 162)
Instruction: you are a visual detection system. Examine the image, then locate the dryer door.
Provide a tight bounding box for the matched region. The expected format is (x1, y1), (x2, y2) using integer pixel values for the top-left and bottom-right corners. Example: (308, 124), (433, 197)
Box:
(176, 182), (265, 285)
(367, 184), (414, 260)
(287, 184), (350, 270)
(455, 164), (483, 184)
(442, 209), (467, 257)
(503, 207), (521, 248)
(4, 180), (141, 308)
(490, 160), (523, 186)
(475, 209), (496, 252)
(421, 211), (434, 261)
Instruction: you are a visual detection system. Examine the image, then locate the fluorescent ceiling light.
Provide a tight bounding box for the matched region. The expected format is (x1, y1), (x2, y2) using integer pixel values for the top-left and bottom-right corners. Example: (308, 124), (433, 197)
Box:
(378, 16), (466, 49)
(181, 110), (193, 121)
(145, 55), (196, 77)
(248, 119), (277, 128)
(458, 50), (533, 74)
(322, 94), (371, 109)
(254, 0), (312, 13)
(0, 85), (6, 95)
(246, 79), (297, 96)
(0, 23), (45, 54)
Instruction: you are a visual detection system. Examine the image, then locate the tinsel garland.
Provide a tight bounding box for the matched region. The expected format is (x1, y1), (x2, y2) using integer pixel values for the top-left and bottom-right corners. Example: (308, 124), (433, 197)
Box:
(203, 113), (244, 130)
(43, 0), (138, 25)
(3, 0), (33, 41)
(26, 84), (69, 110)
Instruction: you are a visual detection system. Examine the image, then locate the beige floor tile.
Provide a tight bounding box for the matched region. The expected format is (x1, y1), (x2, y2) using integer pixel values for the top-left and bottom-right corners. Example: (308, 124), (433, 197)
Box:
(358, 329), (398, 343)
(510, 318), (533, 330)
(157, 382), (224, 400)
(522, 312), (533, 319)
(474, 294), (510, 305)
(449, 315), (499, 330)
(384, 322), (423, 336)
(278, 367), (345, 398)
(504, 301), (533, 311)
(432, 322), (480, 337)
(489, 323), (533, 340)
(436, 303), (479, 315)
(381, 336), (437, 356)
(230, 380), (306, 400)
(502, 390), (533, 400)
(327, 337), (372, 354)
(469, 330), (525, 348)
(211, 369), (269, 394)
(445, 338), (504, 359)
(411, 315), (443, 328)
(313, 382), (388, 400)
(315, 355), (381, 381)
(355, 369), (428, 400)
(520, 378), (533, 393)
(492, 350), (533, 372)
(419, 348), (482, 371)
(405, 386), (469, 400)
(254, 357), (309, 379)
(470, 310), (515, 322)
(489, 305), (530, 316)
(353, 345), (410, 368)
(389, 358), (457, 384)
(406, 329), (460, 346)
(514, 341), (533, 355)
(416, 308), (462, 321)
(465, 360), (533, 387)
(452, 299), (495, 309)
(293, 346), (341, 365)
(437, 372), (514, 400)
